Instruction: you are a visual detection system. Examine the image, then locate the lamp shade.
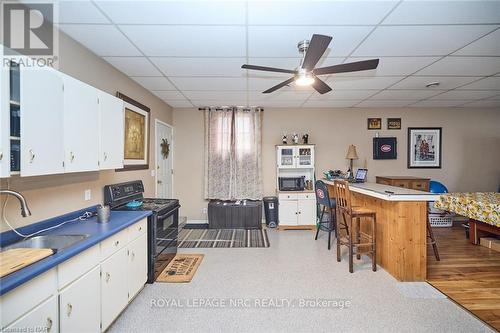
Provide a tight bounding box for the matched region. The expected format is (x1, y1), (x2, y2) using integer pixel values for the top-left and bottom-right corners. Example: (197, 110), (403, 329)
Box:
(346, 144), (359, 160)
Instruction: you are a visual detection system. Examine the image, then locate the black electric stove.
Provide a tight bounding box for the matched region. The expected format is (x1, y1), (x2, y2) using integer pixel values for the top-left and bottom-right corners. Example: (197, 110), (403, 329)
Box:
(104, 180), (180, 283)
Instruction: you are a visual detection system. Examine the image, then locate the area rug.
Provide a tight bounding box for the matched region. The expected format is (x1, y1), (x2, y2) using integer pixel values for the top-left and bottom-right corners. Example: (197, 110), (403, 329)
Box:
(156, 254), (204, 283)
(396, 282), (447, 299)
(178, 228), (270, 248)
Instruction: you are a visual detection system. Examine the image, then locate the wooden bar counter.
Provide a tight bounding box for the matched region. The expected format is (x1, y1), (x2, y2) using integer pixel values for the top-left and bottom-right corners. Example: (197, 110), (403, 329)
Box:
(323, 180), (440, 282)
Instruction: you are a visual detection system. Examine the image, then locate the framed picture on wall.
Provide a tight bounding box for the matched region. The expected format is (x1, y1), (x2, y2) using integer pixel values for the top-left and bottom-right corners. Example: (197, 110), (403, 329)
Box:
(116, 92), (150, 171)
(373, 137), (397, 160)
(407, 127), (442, 169)
(387, 118), (401, 130)
(367, 118), (382, 130)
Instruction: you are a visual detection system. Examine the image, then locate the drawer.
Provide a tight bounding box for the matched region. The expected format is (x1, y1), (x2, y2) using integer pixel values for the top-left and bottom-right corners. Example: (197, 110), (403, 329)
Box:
(279, 193), (298, 200)
(0, 269), (57, 328)
(101, 228), (128, 260)
(128, 218), (147, 242)
(411, 181), (429, 191)
(376, 178), (391, 186)
(393, 181), (410, 188)
(58, 244), (100, 289)
(297, 193), (315, 200)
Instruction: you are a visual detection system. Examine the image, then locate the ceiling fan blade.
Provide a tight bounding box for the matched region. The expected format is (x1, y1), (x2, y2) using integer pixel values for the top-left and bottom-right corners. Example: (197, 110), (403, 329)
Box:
(301, 34), (333, 70)
(242, 64), (297, 74)
(263, 77), (296, 94)
(313, 59), (380, 76)
(312, 77), (332, 94)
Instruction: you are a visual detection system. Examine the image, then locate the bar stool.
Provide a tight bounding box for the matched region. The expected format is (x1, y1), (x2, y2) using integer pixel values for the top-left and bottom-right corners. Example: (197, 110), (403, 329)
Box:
(333, 180), (377, 273)
(314, 180), (336, 250)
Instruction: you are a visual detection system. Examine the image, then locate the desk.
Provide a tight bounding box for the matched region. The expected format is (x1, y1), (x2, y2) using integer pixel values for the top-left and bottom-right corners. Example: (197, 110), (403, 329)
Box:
(323, 180), (439, 281)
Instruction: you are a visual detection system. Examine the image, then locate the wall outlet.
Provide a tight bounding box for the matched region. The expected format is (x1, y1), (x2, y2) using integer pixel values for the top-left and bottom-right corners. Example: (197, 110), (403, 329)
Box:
(84, 189), (91, 201)
(202, 207), (207, 215)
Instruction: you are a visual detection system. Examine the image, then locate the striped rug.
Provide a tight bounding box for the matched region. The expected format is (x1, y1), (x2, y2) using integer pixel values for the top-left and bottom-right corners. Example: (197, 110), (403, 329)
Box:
(178, 228), (270, 248)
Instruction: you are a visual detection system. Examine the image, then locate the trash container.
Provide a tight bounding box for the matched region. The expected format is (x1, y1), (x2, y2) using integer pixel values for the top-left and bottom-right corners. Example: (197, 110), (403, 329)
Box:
(263, 196), (279, 228)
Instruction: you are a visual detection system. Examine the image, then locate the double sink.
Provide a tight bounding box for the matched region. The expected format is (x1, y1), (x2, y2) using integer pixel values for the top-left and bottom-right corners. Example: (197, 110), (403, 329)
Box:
(1, 234), (90, 252)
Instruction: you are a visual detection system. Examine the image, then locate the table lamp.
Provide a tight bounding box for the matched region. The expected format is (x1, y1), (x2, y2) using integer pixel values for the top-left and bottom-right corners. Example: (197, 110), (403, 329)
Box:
(345, 144), (359, 179)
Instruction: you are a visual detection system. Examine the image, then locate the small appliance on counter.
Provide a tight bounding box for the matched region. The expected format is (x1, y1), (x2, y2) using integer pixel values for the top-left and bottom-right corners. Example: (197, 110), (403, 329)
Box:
(278, 176), (305, 191)
(104, 180), (180, 283)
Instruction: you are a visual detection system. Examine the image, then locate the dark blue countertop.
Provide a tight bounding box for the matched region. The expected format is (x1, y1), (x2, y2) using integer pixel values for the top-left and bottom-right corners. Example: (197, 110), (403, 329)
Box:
(0, 206), (152, 296)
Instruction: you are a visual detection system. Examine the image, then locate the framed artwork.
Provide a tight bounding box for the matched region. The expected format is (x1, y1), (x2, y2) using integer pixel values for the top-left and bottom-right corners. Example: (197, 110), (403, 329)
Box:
(373, 137), (397, 160)
(387, 118), (401, 130)
(367, 118), (382, 130)
(407, 127), (442, 169)
(116, 92), (150, 171)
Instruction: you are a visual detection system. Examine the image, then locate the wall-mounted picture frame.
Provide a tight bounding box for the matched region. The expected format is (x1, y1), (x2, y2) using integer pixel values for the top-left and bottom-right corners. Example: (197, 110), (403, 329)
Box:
(367, 118), (382, 130)
(407, 127), (442, 169)
(373, 137), (397, 160)
(387, 118), (401, 130)
(116, 92), (150, 171)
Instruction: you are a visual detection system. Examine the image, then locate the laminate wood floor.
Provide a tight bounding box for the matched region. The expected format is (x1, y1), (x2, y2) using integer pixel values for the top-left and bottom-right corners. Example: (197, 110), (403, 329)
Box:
(427, 224), (500, 331)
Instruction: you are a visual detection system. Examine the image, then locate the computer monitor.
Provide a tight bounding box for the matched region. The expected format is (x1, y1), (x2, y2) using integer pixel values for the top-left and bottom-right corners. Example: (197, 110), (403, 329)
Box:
(355, 168), (368, 182)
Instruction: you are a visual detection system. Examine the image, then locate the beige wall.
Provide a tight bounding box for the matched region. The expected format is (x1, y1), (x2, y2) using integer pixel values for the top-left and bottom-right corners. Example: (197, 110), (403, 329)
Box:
(173, 107), (500, 221)
(1, 32), (173, 231)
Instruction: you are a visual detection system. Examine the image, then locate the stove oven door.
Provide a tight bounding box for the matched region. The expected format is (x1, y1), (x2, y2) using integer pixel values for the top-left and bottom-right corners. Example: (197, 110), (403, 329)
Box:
(151, 208), (178, 282)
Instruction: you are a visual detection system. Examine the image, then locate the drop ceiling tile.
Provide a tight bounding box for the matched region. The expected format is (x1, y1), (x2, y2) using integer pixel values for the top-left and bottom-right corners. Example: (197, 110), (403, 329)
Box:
(383, 1), (500, 24)
(338, 57), (440, 77)
(390, 76), (481, 90)
(460, 100), (500, 108)
(430, 90), (500, 100)
(58, 24), (141, 56)
(248, 77), (315, 92)
(167, 100), (194, 108)
(248, 26), (373, 57)
(248, 100), (305, 108)
(95, 1), (246, 24)
(454, 29), (500, 56)
(58, 1), (109, 24)
(245, 57), (344, 78)
(248, 1), (397, 25)
(356, 100), (414, 107)
(102, 57), (161, 77)
(191, 100), (248, 107)
(353, 25), (497, 56)
(152, 91), (185, 100)
(309, 90), (378, 100)
(302, 100), (358, 108)
(325, 76), (404, 90)
(409, 100), (471, 108)
(416, 57), (500, 76)
(457, 77), (500, 90)
(130, 77), (176, 91)
(248, 91), (312, 101)
(183, 91), (247, 101)
(371, 90), (443, 100)
(151, 57), (246, 77)
(120, 25), (246, 57)
(170, 77), (247, 91)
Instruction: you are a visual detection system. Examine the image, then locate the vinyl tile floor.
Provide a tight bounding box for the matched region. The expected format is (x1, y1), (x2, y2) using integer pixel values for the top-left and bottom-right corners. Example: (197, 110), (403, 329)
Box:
(109, 229), (494, 333)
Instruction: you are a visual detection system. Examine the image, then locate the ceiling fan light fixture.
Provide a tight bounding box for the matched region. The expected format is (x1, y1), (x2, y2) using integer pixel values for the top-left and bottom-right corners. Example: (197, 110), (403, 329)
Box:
(295, 70), (315, 86)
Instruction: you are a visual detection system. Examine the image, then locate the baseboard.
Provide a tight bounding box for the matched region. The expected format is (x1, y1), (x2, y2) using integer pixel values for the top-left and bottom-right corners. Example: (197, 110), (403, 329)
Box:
(186, 219), (208, 224)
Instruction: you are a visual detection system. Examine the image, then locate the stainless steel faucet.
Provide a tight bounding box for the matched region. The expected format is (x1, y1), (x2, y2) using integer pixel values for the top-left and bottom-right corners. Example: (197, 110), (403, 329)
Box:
(0, 190), (32, 217)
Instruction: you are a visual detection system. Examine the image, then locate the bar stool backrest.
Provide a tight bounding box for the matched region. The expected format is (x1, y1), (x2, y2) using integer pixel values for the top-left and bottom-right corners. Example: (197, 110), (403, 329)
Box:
(315, 180), (333, 208)
(333, 180), (352, 214)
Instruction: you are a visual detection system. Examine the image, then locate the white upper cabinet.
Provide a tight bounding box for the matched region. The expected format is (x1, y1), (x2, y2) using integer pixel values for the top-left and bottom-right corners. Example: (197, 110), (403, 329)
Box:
(276, 145), (315, 169)
(98, 92), (124, 170)
(0, 62), (9, 178)
(61, 73), (99, 173)
(20, 66), (65, 176)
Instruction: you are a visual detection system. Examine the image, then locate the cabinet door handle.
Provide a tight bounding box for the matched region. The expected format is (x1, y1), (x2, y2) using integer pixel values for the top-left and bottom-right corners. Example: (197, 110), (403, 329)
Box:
(131, 251), (135, 260)
(138, 226), (142, 231)
(70, 152), (75, 162)
(104, 152), (108, 161)
(46, 317), (53, 331)
(0, 152), (3, 161)
(106, 272), (111, 282)
(29, 149), (35, 163)
(67, 303), (73, 316)
(295, 212), (298, 215)
(114, 240), (120, 246)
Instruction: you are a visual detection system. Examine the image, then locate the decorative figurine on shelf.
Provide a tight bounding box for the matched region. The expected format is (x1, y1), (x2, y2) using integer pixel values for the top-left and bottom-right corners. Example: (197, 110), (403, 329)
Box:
(282, 134), (288, 145)
(302, 133), (309, 144)
(292, 133), (299, 144)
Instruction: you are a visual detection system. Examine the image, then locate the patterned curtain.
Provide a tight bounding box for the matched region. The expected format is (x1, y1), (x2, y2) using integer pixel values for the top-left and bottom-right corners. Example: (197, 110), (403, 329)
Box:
(204, 107), (263, 200)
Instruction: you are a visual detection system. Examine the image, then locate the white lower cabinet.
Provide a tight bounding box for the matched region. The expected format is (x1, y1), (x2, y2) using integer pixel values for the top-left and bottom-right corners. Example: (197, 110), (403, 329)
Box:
(278, 193), (316, 226)
(5, 296), (58, 333)
(101, 247), (129, 331)
(59, 266), (101, 333)
(128, 234), (148, 300)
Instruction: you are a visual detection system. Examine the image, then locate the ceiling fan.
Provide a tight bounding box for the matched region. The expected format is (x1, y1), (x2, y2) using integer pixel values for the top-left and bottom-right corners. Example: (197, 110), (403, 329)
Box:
(242, 34), (380, 94)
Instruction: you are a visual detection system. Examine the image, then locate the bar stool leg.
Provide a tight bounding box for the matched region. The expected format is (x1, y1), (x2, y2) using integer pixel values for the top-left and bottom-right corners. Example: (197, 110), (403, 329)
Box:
(372, 214), (377, 272)
(348, 217), (354, 273)
(356, 218), (361, 260)
(427, 219), (440, 261)
(315, 206), (325, 241)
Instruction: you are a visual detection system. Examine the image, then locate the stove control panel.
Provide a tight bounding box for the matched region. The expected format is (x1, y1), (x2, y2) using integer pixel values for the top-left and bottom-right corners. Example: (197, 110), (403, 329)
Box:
(104, 180), (144, 207)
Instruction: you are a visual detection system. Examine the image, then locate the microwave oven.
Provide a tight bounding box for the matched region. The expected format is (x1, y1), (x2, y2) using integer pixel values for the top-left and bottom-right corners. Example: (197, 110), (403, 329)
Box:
(278, 176), (305, 191)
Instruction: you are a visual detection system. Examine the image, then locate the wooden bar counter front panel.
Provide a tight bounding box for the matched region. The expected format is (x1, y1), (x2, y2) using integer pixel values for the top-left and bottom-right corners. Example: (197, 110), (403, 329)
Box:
(326, 181), (433, 282)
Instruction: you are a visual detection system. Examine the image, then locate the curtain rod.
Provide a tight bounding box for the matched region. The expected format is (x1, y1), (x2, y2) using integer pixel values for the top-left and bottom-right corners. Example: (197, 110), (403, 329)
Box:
(198, 107), (264, 112)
